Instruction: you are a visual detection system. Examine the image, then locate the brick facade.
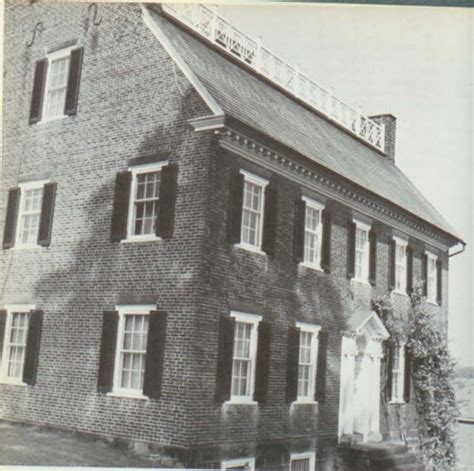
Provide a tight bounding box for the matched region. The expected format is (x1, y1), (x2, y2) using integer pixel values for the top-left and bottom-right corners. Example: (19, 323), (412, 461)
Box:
(1, 2), (457, 469)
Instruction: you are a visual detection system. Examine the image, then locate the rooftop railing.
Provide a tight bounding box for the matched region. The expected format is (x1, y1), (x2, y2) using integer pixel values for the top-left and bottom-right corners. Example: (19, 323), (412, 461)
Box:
(162, 3), (385, 152)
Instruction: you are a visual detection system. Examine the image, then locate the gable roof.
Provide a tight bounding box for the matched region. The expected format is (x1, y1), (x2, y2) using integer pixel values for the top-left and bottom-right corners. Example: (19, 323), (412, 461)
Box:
(146, 7), (462, 244)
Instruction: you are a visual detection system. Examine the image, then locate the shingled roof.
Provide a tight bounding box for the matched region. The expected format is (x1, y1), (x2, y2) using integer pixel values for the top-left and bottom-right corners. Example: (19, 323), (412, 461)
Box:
(147, 7), (462, 244)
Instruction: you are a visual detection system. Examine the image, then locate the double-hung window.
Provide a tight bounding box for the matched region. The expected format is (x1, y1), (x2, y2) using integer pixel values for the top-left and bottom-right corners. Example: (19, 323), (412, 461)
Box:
(391, 342), (405, 403)
(16, 181), (46, 248)
(239, 171), (268, 252)
(354, 219), (370, 282)
(43, 50), (71, 120)
(290, 452), (316, 471)
(303, 197), (324, 269)
(296, 322), (320, 402)
(229, 312), (261, 403)
(426, 252), (437, 303)
(394, 237), (408, 294)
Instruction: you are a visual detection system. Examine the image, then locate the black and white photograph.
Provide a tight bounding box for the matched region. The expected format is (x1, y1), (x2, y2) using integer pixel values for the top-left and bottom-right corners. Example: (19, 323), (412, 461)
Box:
(0, 1), (472, 470)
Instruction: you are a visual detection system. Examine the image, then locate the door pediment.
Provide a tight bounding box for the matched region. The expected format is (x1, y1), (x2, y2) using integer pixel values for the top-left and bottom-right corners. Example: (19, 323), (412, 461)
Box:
(343, 309), (390, 340)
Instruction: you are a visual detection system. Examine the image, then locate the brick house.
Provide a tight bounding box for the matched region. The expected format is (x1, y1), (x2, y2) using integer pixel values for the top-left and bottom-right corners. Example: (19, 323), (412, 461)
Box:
(0, 2), (464, 470)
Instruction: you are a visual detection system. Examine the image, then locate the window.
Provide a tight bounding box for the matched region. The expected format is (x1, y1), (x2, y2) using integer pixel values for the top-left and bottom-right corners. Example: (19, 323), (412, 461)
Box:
(1, 305), (35, 385)
(391, 342), (405, 403)
(127, 162), (167, 241)
(43, 52), (70, 119)
(239, 171), (268, 251)
(229, 311), (261, 402)
(426, 252), (437, 303)
(222, 457), (255, 471)
(303, 197), (324, 268)
(290, 452), (316, 471)
(113, 305), (154, 396)
(394, 237), (408, 293)
(296, 322), (320, 402)
(354, 219), (370, 281)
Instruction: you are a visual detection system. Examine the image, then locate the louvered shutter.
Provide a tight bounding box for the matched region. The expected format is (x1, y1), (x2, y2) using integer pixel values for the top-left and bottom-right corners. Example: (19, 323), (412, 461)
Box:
(226, 171), (244, 244)
(422, 253), (428, 297)
(29, 59), (48, 124)
(3, 188), (21, 249)
(369, 230), (377, 286)
(389, 239), (396, 291)
(110, 171), (132, 242)
(97, 311), (119, 393)
(23, 310), (43, 386)
(37, 183), (57, 247)
(293, 200), (306, 263)
(157, 163), (179, 239)
(347, 221), (356, 279)
(321, 209), (332, 272)
(64, 47), (84, 116)
(0, 310), (7, 367)
(385, 343), (393, 402)
(262, 184), (277, 256)
(254, 321), (271, 403)
(403, 345), (412, 403)
(406, 246), (414, 295)
(315, 331), (329, 402)
(215, 316), (235, 403)
(143, 310), (167, 399)
(286, 326), (300, 403)
(436, 259), (442, 305)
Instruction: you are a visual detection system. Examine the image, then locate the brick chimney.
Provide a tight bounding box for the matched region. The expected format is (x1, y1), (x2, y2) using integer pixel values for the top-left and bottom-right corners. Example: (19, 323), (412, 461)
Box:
(369, 114), (396, 163)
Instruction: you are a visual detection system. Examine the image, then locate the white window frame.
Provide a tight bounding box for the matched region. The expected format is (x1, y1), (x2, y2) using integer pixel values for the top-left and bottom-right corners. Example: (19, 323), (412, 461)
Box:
(227, 311), (262, 405)
(301, 197), (324, 270)
(41, 46), (75, 123)
(0, 304), (36, 386)
(237, 170), (268, 254)
(109, 304), (155, 399)
(426, 251), (438, 304)
(353, 218), (371, 283)
(123, 161), (168, 243)
(14, 180), (48, 250)
(221, 457), (256, 471)
(290, 451), (316, 471)
(390, 341), (406, 404)
(393, 236), (408, 295)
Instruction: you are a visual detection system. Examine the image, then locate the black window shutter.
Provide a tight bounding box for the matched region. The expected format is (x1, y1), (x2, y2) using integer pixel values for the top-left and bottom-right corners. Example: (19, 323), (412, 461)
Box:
(403, 345), (412, 403)
(110, 171), (132, 242)
(385, 343), (393, 402)
(369, 230), (377, 286)
(406, 246), (414, 295)
(3, 188), (21, 249)
(97, 310), (119, 393)
(23, 310), (43, 386)
(389, 239), (396, 291)
(321, 209), (332, 273)
(262, 184), (278, 256)
(226, 171), (244, 244)
(37, 183), (57, 247)
(286, 326), (300, 403)
(157, 163), (179, 239)
(347, 221), (356, 279)
(422, 253), (428, 297)
(0, 310), (7, 367)
(29, 59), (48, 124)
(254, 321), (271, 403)
(143, 310), (167, 399)
(315, 331), (329, 402)
(64, 47), (84, 116)
(215, 316), (235, 403)
(293, 199), (306, 263)
(436, 259), (442, 305)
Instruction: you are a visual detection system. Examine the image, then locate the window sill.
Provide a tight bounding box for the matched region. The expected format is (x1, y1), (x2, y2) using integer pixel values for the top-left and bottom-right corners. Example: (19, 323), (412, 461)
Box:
(0, 379), (28, 387)
(224, 397), (258, 405)
(389, 400), (406, 405)
(293, 398), (318, 405)
(300, 262), (323, 272)
(106, 391), (149, 400)
(351, 278), (371, 286)
(392, 289), (408, 297)
(426, 299), (439, 306)
(9, 244), (44, 251)
(121, 235), (161, 244)
(38, 114), (68, 125)
(234, 243), (266, 257)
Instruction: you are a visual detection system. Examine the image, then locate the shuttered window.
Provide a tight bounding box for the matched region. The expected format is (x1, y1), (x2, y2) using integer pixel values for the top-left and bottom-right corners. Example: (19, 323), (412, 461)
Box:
(302, 198), (324, 269)
(44, 55), (70, 118)
(132, 171), (161, 236)
(296, 322), (320, 402)
(290, 452), (315, 471)
(394, 237), (408, 293)
(353, 219), (371, 282)
(426, 252), (438, 303)
(17, 186), (43, 246)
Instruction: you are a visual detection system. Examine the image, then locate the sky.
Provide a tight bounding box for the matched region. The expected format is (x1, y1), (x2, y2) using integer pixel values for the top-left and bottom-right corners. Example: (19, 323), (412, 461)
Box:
(218, 3), (473, 366)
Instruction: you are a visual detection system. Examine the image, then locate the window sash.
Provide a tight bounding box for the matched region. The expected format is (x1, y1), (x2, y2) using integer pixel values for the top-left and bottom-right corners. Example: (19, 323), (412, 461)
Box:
(132, 171), (161, 236)
(3, 311), (30, 382)
(395, 243), (407, 291)
(354, 227), (369, 280)
(303, 206), (322, 266)
(297, 330), (316, 400)
(16, 186), (44, 246)
(427, 256), (437, 301)
(391, 344), (405, 402)
(241, 180), (264, 248)
(44, 56), (70, 119)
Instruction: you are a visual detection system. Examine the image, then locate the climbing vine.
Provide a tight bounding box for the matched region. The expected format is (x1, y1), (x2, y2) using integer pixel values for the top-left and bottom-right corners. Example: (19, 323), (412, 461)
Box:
(373, 287), (458, 468)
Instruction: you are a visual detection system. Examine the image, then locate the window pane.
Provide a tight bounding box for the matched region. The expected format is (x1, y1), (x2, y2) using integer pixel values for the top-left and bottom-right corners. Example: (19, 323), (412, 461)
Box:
(6, 312), (29, 380)
(241, 180), (263, 247)
(132, 172), (161, 236)
(291, 458), (310, 471)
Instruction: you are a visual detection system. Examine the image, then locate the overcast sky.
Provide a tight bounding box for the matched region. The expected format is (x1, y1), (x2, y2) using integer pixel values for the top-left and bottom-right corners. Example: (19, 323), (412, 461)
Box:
(219, 3), (473, 366)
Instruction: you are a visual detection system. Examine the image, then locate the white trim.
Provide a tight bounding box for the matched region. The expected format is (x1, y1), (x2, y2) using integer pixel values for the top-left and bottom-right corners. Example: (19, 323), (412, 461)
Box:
(425, 251), (438, 304)
(302, 197), (325, 269)
(239, 169), (269, 188)
(295, 322), (321, 335)
(128, 161), (169, 173)
(141, 5), (224, 118)
(353, 217), (371, 232)
(230, 311), (262, 324)
(234, 243), (266, 256)
(222, 457), (255, 471)
(393, 236), (408, 294)
(290, 451), (316, 471)
(188, 114), (225, 131)
(353, 219), (371, 283)
(302, 196), (325, 211)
